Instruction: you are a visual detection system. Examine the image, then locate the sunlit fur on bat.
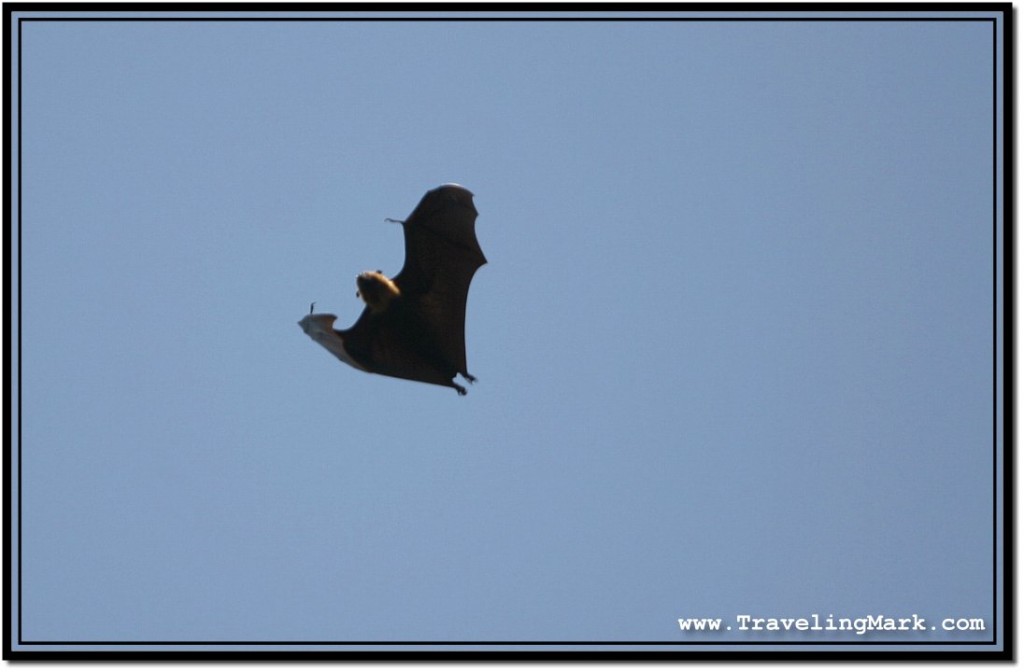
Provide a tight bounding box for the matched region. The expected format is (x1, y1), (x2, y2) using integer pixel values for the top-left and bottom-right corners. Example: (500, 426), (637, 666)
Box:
(299, 184), (486, 395)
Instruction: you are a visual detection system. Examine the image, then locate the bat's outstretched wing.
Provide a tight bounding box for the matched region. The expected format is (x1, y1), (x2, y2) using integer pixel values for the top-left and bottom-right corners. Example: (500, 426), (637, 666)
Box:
(341, 303), (466, 393)
(392, 184), (486, 376)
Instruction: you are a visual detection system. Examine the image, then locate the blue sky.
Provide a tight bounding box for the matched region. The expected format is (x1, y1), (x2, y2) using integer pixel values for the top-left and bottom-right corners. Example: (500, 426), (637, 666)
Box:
(12, 11), (1005, 654)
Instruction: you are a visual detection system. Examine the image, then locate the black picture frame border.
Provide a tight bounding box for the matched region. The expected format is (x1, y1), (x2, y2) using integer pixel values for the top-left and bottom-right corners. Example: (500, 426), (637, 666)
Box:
(5, 2), (1013, 661)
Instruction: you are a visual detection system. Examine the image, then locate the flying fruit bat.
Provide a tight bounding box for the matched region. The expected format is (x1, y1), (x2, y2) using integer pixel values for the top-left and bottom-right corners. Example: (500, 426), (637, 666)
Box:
(298, 184), (486, 395)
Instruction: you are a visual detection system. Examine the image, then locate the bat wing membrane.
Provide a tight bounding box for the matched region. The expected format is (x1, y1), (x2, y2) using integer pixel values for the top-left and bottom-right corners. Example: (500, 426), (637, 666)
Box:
(341, 305), (458, 389)
(392, 184), (486, 375)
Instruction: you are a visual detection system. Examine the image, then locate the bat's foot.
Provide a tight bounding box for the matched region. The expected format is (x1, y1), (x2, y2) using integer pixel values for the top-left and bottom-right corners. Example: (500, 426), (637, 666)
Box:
(453, 382), (467, 396)
(461, 372), (477, 384)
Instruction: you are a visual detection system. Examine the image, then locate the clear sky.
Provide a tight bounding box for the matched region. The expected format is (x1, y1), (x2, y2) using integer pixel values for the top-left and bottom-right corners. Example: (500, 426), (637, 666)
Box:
(12, 11), (1005, 654)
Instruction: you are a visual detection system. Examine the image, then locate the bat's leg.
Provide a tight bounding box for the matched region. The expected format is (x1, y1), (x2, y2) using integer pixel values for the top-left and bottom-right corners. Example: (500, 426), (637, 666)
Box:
(460, 372), (476, 384)
(452, 381), (467, 396)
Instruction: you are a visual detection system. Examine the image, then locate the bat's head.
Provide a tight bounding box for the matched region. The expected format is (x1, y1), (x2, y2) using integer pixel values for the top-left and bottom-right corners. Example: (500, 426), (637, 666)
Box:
(355, 271), (401, 313)
(298, 312), (367, 372)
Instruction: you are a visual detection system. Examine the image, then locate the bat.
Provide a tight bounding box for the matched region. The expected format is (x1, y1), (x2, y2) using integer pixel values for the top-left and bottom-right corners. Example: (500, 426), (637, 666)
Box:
(298, 184), (486, 395)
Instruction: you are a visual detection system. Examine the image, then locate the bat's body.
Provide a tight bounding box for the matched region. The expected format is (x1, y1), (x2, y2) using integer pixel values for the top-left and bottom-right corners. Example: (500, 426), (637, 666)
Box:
(299, 184), (486, 395)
